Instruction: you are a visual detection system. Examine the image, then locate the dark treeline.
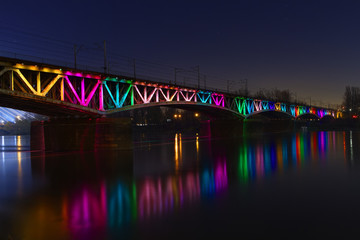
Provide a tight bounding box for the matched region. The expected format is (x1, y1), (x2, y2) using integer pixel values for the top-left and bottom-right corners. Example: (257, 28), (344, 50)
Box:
(0, 119), (32, 135)
(131, 107), (203, 126)
(343, 86), (360, 117)
(252, 88), (306, 105)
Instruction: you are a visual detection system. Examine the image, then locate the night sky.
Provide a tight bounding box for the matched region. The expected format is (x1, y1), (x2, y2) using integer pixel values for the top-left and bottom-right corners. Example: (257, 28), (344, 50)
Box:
(1, 0), (360, 107)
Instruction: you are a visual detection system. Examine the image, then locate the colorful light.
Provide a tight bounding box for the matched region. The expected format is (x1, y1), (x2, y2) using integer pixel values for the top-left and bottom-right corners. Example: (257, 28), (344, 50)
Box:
(0, 60), (337, 119)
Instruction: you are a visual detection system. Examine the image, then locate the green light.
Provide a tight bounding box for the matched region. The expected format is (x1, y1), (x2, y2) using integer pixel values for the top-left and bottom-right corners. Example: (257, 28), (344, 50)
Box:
(238, 144), (249, 183)
(132, 182), (137, 221)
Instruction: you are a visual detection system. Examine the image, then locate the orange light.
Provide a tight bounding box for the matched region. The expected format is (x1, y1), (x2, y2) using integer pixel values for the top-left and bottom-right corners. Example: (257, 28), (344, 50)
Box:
(195, 113), (199, 117)
(174, 114), (178, 118)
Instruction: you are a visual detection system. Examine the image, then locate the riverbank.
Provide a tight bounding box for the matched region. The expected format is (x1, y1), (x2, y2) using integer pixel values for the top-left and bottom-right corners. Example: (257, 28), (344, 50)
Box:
(3, 118), (360, 138)
(295, 118), (360, 131)
(0, 120), (31, 135)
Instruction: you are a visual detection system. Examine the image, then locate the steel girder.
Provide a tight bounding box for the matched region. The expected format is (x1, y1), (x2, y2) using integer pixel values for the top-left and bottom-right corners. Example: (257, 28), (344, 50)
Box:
(0, 60), (338, 119)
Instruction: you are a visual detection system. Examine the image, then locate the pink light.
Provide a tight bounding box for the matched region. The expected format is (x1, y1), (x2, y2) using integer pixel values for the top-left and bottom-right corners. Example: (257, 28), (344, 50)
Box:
(67, 184), (107, 231)
(211, 94), (225, 107)
(214, 160), (228, 190)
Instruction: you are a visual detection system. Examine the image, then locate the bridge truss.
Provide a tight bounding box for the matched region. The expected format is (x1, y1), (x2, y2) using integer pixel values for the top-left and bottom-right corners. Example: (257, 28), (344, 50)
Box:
(0, 58), (339, 119)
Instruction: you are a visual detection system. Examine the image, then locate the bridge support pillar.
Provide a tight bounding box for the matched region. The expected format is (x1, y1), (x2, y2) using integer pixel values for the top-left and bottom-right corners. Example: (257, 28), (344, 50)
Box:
(210, 118), (244, 138)
(243, 119), (295, 135)
(30, 118), (132, 151)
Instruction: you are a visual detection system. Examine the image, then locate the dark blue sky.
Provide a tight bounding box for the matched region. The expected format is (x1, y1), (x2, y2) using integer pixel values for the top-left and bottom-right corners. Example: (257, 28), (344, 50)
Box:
(2, 0), (360, 106)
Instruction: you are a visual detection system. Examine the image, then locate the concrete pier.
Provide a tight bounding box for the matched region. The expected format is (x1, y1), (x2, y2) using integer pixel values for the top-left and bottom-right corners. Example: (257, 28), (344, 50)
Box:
(30, 118), (132, 151)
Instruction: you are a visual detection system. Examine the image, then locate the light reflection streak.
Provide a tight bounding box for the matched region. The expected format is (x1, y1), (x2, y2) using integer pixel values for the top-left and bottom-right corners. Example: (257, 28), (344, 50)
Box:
(350, 131), (353, 162)
(28, 131), (356, 237)
(67, 182), (107, 232)
(196, 133), (199, 161)
(1, 135), (4, 162)
(238, 131), (335, 181)
(174, 133), (183, 171)
(17, 136), (22, 196)
(175, 133), (179, 171)
(62, 158), (228, 231)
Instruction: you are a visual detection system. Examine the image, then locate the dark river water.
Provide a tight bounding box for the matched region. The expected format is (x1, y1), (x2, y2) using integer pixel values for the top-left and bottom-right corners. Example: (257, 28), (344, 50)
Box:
(1, 128), (360, 239)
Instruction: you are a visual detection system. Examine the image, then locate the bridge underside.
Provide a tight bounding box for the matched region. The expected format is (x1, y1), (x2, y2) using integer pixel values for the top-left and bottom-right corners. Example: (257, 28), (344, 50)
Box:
(0, 89), (101, 117)
(246, 110), (294, 120)
(296, 113), (320, 120)
(104, 101), (244, 119)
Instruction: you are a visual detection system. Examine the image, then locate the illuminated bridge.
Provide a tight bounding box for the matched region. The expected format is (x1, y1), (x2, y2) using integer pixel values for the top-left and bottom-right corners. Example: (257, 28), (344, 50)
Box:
(0, 57), (340, 120)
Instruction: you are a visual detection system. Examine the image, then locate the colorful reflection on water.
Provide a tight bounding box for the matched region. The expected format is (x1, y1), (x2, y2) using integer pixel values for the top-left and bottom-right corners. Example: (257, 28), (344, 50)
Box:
(238, 131), (344, 182)
(61, 158), (228, 235)
(0, 130), (359, 239)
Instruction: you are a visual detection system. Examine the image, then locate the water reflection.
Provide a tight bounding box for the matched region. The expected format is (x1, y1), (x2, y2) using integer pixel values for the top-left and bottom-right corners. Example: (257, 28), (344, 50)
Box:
(237, 131), (344, 182)
(0, 135), (31, 200)
(2, 130), (360, 239)
(59, 157), (228, 233)
(343, 130), (360, 165)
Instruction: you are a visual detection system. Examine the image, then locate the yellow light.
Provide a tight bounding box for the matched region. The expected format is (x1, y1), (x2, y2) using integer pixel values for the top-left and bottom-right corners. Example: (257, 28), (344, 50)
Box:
(178, 114), (182, 118)
(195, 113), (199, 117)
(175, 133), (179, 171)
(174, 114), (178, 118)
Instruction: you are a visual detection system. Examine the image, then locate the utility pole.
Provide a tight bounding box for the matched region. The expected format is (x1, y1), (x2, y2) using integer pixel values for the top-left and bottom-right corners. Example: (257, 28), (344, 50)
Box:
(174, 68), (177, 85)
(196, 65), (200, 89)
(244, 78), (248, 96)
(74, 44), (83, 69)
(174, 68), (178, 85)
(103, 40), (107, 74)
(74, 45), (77, 69)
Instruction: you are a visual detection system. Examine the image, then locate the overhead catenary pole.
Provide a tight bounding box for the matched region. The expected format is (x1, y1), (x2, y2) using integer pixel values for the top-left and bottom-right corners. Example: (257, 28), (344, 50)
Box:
(174, 68), (177, 85)
(74, 44), (77, 69)
(244, 78), (248, 96)
(74, 44), (83, 69)
(103, 40), (107, 74)
(197, 65), (200, 89)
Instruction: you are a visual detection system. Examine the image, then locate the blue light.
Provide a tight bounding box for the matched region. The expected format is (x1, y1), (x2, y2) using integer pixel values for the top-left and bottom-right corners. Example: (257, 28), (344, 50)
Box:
(0, 107), (37, 123)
